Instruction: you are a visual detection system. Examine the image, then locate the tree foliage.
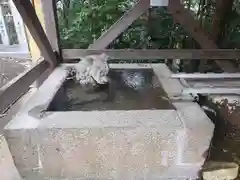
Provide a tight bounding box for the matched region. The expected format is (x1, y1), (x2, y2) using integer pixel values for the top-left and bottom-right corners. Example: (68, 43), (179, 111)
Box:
(56, 0), (192, 49)
(56, 0), (240, 71)
(57, 0), (134, 48)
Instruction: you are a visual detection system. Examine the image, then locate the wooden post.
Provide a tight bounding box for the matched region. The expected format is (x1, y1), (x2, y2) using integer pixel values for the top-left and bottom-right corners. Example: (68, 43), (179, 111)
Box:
(89, 0), (150, 49)
(41, 0), (60, 53)
(13, 0), (58, 68)
(25, 0), (45, 60)
(167, 0), (238, 73)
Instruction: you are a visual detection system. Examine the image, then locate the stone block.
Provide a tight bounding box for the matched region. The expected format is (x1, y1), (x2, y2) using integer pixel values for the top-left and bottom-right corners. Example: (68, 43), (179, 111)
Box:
(0, 135), (22, 180)
(4, 64), (214, 180)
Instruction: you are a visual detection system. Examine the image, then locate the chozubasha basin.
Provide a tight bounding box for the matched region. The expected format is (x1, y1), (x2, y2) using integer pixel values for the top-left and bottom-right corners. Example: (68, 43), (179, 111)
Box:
(4, 63), (214, 180)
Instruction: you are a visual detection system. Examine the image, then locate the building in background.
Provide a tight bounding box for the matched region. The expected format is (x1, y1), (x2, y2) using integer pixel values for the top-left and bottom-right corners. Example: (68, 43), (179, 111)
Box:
(0, 0), (29, 58)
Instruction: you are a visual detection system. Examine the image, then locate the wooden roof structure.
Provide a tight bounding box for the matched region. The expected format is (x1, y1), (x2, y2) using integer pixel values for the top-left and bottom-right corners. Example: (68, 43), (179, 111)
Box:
(1, 0), (240, 114)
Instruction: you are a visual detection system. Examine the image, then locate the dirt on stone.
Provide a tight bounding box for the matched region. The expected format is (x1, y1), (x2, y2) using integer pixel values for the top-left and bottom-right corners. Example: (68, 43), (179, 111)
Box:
(204, 99), (240, 180)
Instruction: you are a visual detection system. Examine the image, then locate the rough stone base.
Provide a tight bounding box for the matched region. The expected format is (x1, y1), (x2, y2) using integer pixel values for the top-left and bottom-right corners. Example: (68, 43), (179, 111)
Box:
(4, 104), (213, 180)
(0, 135), (21, 180)
(5, 129), (202, 180)
(4, 65), (214, 180)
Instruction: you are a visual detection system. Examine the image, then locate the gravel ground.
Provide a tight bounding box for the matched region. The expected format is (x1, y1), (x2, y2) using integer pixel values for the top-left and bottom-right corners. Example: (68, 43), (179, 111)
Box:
(0, 57), (31, 88)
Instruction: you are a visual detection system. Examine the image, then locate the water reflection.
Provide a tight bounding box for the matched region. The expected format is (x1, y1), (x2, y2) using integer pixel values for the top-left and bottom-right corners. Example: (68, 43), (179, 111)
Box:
(48, 69), (174, 111)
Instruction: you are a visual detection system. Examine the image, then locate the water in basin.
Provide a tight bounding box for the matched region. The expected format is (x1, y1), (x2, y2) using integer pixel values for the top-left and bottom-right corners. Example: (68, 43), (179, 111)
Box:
(48, 69), (174, 111)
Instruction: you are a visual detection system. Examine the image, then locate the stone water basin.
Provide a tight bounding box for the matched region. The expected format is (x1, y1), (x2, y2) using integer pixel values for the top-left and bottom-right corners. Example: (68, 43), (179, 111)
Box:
(4, 63), (214, 180)
(48, 68), (174, 111)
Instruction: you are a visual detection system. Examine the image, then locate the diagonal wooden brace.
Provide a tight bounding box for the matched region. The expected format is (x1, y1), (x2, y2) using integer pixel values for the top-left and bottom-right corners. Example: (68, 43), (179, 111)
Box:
(168, 0), (238, 72)
(12, 0), (59, 68)
(89, 0), (150, 49)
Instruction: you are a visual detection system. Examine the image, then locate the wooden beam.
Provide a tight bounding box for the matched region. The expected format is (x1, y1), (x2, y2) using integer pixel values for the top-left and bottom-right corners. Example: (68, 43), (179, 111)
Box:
(88, 0), (150, 49)
(12, 0), (58, 68)
(41, 0), (61, 53)
(168, 0), (217, 49)
(172, 73), (240, 79)
(62, 49), (240, 60)
(167, 0), (238, 73)
(212, 0), (234, 45)
(182, 87), (240, 95)
(0, 60), (49, 113)
(25, 0), (46, 60)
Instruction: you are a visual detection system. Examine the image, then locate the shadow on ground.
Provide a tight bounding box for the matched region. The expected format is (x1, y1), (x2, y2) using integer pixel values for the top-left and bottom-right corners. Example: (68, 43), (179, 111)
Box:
(0, 57), (31, 88)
